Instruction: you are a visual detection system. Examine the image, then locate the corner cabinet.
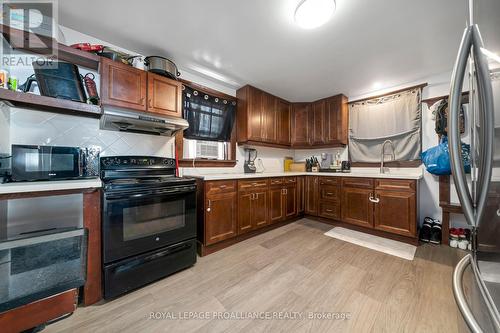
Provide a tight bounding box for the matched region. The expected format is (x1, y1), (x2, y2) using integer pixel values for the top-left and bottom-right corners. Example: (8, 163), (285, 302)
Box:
(100, 58), (182, 117)
(291, 94), (348, 148)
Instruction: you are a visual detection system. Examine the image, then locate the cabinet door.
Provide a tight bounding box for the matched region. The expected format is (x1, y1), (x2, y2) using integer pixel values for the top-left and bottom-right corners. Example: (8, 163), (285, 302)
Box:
(253, 190), (269, 228)
(305, 176), (319, 216)
(269, 188), (284, 223)
(262, 93), (277, 143)
(291, 103), (310, 146)
(147, 73), (182, 117)
(297, 176), (305, 214)
(100, 58), (147, 111)
(248, 88), (264, 141)
(325, 95), (348, 145)
(277, 99), (291, 145)
(341, 187), (374, 228)
(374, 190), (416, 237)
(205, 192), (237, 245)
(238, 192), (254, 235)
(284, 186), (297, 218)
(311, 100), (325, 145)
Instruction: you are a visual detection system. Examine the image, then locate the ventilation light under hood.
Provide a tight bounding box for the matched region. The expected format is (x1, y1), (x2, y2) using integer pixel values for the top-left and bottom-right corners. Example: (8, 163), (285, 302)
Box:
(100, 108), (189, 137)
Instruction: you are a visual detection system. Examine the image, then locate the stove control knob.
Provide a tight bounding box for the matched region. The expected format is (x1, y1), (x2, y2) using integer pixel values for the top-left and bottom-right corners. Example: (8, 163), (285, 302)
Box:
(103, 159), (112, 166)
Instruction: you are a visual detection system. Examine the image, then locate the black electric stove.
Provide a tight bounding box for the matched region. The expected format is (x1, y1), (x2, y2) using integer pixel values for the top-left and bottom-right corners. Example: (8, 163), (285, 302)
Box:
(100, 156), (197, 299)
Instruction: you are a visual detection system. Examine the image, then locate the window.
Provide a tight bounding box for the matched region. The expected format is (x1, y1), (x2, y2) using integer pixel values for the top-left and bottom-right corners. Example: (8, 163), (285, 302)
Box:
(176, 81), (237, 167)
(348, 86), (423, 165)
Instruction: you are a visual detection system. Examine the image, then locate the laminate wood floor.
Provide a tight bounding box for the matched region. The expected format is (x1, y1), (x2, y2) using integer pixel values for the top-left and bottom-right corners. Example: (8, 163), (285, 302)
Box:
(46, 219), (468, 333)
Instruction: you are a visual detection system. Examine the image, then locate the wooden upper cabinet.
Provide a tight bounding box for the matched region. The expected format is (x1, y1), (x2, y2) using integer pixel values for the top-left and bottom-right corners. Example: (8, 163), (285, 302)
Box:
(325, 94), (348, 145)
(311, 100), (326, 145)
(291, 103), (311, 147)
(100, 58), (182, 117)
(263, 93), (277, 143)
(277, 99), (291, 145)
(100, 58), (147, 111)
(147, 73), (182, 117)
(237, 85), (290, 147)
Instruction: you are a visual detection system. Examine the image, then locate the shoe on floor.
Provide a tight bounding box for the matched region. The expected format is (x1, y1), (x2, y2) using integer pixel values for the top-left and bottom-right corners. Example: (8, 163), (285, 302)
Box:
(419, 217), (433, 243)
(429, 220), (442, 245)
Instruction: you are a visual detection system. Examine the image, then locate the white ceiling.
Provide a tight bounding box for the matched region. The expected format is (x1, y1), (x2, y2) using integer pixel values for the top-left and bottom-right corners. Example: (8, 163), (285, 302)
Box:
(58, 0), (467, 102)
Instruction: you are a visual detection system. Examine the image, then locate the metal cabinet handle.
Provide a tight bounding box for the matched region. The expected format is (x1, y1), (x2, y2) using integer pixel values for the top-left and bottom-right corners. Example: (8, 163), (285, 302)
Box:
(368, 194), (380, 203)
(207, 199), (211, 212)
(148, 99), (153, 108)
(326, 192), (334, 195)
(449, 26), (475, 227)
(140, 97), (145, 104)
(325, 209), (333, 212)
(219, 185), (227, 189)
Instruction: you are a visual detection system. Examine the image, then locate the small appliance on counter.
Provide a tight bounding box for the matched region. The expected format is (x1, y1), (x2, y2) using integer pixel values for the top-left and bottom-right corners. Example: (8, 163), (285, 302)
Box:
(284, 156), (293, 171)
(341, 161), (351, 173)
(5, 144), (100, 183)
(244, 147), (258, 173)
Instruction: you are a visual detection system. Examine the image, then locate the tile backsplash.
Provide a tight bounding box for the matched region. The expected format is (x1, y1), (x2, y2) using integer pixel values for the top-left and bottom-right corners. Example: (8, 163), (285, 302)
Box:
(2, 107), (175, 157)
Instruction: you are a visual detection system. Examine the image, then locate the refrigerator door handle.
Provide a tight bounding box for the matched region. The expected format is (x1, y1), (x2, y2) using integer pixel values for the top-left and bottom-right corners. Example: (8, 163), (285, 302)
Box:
(449, 26), (476, 226)
(471, 24), (494, 225)
(453, 254), (484, 333)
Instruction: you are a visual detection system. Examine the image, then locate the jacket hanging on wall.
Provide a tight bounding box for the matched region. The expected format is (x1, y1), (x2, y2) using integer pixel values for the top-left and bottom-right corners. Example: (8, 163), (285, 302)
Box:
(182, 86), (236, 142)
(434, 99), (465, 136)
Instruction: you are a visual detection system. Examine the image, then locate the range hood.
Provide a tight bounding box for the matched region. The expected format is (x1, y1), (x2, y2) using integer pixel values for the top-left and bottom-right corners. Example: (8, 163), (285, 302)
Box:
(100, 108), (189, 136)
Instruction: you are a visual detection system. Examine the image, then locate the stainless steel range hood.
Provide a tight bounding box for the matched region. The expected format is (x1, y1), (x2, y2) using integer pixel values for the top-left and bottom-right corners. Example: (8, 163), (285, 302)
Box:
(100, 108), (188, 136)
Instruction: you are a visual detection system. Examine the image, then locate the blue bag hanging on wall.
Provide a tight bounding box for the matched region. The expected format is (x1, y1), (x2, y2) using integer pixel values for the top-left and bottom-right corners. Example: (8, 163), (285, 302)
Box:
(421, 136), (471, 175)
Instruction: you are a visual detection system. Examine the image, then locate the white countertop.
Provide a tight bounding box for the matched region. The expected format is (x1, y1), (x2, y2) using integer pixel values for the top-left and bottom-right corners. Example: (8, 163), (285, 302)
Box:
(0, 178), (102, 195)
(187, 168), (423, 181)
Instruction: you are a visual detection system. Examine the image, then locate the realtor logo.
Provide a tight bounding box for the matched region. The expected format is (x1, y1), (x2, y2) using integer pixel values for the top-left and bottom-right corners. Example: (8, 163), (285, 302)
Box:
(0, 0), (58, 67)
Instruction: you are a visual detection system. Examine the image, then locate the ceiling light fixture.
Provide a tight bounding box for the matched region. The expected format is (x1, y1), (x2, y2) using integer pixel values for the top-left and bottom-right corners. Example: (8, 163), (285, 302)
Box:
(294, 0), (336, 29)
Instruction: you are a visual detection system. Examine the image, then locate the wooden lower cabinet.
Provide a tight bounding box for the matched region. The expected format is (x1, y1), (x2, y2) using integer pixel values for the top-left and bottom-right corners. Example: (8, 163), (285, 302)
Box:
(341, 186), (374, 228)
(374, 189), (416, 237)
(205, 191), (237, 245)
(269, 187), (285, 223)
(297, 176), (305, 214)
(238, 190), (268, 234)
(284, 186), (297, 218)
(305, 176), (319, 215)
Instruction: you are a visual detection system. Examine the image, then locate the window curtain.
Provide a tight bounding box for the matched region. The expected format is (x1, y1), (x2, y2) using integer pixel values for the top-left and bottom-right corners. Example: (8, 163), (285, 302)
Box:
(348, 88), (422, 163)
(183, 86), (236, 142)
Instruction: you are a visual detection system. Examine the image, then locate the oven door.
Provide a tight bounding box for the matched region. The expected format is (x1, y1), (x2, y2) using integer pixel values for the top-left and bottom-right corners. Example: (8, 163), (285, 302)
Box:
(102, 185), (196, 264)
(11, 145), (80, 181)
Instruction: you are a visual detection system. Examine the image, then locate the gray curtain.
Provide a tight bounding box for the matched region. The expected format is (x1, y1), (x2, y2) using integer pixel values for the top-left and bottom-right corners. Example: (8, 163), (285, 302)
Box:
(349, 88), (422, 163)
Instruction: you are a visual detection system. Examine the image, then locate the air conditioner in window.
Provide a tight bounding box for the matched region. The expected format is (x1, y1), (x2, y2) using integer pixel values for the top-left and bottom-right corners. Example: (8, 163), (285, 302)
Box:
(196, 141), (220, 159)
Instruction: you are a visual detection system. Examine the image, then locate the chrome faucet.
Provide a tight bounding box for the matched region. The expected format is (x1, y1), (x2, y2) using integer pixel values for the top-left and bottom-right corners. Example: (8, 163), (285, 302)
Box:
(380, 140), (396, 174)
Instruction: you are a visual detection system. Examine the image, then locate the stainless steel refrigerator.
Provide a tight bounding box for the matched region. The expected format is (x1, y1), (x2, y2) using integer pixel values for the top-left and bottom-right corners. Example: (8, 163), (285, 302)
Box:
(449, 0), (500, 332)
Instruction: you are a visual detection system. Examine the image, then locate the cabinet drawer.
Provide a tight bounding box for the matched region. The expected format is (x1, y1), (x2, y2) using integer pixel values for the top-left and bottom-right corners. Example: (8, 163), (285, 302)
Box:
(238, 179), (268, 191)
(375, 179), (416, 192)
(205, 180), (237, 195)
(284, 177), (297, 185)
(319, 185), (340, 201)
(342, 177), (374, 189)
(319, 177), (339, 186)
(269, 177), (284, 186)
(319, 201), (340, 220)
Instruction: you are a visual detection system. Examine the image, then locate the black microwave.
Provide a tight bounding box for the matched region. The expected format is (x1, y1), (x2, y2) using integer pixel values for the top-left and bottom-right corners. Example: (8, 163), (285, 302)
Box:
(10, 145), (100, 182)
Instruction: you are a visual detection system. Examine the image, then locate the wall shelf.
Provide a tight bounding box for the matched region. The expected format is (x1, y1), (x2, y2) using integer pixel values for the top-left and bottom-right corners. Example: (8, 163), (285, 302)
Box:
(0, 24), (100, 71)
(0, 89), (101, 117)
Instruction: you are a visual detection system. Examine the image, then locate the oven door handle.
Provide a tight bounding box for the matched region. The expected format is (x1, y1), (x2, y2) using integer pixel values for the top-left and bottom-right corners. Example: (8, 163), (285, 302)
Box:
(105, 186), (196, 201)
